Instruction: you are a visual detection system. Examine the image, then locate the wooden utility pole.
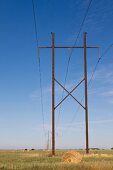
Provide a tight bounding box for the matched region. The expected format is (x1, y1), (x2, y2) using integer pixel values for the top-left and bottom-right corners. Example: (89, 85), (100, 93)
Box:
(84, 32), (89, 154)
(52, 32), (55, 155)
(39, 32), (99, 156)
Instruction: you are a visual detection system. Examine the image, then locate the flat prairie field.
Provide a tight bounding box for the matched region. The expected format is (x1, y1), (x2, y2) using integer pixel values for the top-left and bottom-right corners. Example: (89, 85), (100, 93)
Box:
(0, 149), (113, 170)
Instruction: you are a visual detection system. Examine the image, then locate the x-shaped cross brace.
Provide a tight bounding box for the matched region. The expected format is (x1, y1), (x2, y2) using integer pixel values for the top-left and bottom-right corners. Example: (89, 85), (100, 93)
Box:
(54, 78), (85, 110)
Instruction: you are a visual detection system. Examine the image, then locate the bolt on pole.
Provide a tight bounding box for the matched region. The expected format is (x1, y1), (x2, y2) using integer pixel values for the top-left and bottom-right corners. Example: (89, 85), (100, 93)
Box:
(52, 32), (55, 156)
(84, 32), (89, 154)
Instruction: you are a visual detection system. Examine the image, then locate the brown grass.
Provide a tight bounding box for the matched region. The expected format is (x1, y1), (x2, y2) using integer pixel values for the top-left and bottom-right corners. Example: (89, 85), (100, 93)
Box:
(21, 153), (40, 158)
(84, 153), (113, 158)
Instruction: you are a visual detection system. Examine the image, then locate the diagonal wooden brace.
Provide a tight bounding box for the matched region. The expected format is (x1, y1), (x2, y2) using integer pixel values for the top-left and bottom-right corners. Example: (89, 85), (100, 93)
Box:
(54, 78), (85, 110)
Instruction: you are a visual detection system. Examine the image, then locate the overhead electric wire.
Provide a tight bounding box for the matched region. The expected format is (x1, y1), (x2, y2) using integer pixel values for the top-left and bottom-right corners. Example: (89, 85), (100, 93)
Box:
(67, 43), (113, 127)
(32, 0), (45, 133)
(56, 0), (93, 127)
(88, 43), (113, 86)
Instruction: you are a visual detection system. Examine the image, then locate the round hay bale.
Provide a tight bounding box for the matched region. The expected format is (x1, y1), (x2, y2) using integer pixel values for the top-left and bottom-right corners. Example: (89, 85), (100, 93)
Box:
(62, 151), (82, 164)
(24, 149), (30, 152)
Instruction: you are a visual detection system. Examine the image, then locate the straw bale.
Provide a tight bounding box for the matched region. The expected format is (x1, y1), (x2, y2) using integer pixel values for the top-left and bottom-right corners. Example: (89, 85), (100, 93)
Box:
(62, 151), (82, 163)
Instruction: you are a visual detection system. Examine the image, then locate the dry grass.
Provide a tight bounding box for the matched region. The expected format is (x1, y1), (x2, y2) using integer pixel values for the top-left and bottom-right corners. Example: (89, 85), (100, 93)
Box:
(21, 153), (40, 158)
(0, 149), (113, 170)
(84, 153), (113, 158)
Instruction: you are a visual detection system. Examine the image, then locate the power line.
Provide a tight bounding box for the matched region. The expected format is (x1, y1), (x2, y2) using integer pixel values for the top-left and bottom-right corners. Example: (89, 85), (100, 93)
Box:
(32, 0), (45, 133)
(88, 43), (113, 86)
(32, 0), (38, 49)
(56, 0), (93, 127)
(67, 43), (113, 127)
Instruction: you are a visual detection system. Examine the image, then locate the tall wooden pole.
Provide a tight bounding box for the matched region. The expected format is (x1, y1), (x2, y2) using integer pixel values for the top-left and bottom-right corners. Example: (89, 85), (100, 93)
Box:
(84, 32), (89, 154)
(52, 32), (55, 156)
(39, 32), (98, 155)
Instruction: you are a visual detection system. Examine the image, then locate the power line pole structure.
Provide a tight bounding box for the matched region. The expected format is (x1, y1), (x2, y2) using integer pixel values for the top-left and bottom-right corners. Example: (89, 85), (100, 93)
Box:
(46, 131), (50, 150)
(52, 33), (55, 155)
(84, 32), (89, 154)
(39, 32), (99, 155)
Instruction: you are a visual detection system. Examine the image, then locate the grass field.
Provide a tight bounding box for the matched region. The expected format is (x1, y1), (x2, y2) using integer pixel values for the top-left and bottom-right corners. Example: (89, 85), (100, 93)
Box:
(0, 149), (113, 170)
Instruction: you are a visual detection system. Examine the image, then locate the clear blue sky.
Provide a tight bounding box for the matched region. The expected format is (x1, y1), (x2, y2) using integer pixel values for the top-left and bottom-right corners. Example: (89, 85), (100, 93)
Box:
(0, 0), (113, 149)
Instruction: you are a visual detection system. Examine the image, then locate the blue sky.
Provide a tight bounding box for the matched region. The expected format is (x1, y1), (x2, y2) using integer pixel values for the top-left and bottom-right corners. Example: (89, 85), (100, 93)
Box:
(0, 0), (113, 149)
